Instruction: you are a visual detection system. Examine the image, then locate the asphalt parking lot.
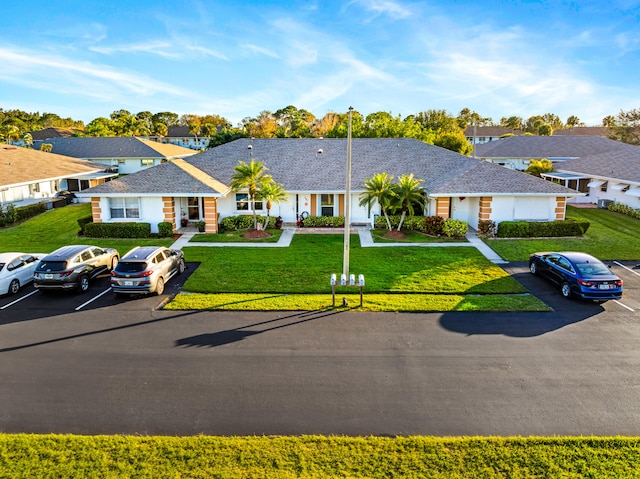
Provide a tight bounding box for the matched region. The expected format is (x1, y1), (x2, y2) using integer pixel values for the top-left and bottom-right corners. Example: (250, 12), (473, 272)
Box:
(2, 260), (640, 436)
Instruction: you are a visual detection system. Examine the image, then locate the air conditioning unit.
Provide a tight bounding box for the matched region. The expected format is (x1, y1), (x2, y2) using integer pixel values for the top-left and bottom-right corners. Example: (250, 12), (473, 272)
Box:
(598, 199), (613, 209)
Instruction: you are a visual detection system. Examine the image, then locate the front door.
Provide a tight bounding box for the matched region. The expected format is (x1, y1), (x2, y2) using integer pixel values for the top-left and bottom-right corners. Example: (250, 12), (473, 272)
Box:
(320, 194), (334, 216)
(187, 197), (201, 220)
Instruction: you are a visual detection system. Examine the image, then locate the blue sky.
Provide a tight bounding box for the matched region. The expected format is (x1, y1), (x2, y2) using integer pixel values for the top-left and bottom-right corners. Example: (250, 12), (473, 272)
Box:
(1, 0), (639, 126)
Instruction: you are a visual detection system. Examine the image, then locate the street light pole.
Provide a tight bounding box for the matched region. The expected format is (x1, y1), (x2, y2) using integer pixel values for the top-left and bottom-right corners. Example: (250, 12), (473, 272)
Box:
(343, 107), (353, 278)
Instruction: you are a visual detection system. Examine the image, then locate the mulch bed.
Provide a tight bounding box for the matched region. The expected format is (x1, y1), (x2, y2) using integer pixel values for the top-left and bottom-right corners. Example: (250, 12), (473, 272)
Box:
(241, 229), (273, 239)
(380, 230), (408, 240)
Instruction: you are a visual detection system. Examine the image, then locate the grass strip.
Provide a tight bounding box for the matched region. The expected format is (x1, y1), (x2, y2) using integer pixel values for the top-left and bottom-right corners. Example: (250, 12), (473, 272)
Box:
(370, 228), (467, 243)
(165, 292), (550, 312)
(190, 228), (283, 243)
(2, 434), (640, 478)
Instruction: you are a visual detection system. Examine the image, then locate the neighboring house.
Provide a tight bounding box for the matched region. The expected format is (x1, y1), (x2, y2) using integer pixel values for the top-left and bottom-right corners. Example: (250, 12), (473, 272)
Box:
(542, 144), (640, 208)
(32, 137), (196, 174)
(77, 138), (579, 234)
(13, 127), (81, 147)
(553, 126), (608, 137)
(148, 126), (214, 150)
(0, 144), (116, 207)
(474, 135), (631, 171)
(464, 126), (524, 147)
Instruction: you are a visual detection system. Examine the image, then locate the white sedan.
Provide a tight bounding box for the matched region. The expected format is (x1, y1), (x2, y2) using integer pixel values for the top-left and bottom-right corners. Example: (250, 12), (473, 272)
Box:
(0, 252), (47, 295)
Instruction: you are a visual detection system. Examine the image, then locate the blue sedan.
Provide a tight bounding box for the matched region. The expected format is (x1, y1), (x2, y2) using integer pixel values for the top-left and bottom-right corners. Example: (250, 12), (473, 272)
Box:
(529, 252), (623, 301)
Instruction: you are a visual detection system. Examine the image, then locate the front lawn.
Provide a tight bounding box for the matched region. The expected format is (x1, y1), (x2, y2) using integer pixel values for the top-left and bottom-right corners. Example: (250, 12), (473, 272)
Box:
(0, 203), (174, 254)
(370, 228), (466, 243)
(3, 434), (640, 478)
(487, 206), (640, 262)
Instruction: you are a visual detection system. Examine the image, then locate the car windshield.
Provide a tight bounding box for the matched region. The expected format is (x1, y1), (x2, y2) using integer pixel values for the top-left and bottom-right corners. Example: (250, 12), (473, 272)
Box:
(0, 263), (5, 272)
(38, 261), (67, 272)
(115, 262), (148, 273)
(575, 262), (611, 276)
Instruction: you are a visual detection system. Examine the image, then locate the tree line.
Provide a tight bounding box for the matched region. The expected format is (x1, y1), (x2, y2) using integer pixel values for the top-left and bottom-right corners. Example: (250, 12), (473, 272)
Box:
(2, 105), (640, 154)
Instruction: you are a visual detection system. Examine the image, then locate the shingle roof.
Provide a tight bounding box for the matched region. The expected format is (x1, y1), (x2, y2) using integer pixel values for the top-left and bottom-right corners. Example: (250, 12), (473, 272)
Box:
(0, 145), (106, 187)
(84, 138), (575, 197)
(552, 127), (608, 137)
(32, 137), (196, 159)
(474, 135), (630, 158)
(557, 146), (640, 184)
(29, 127), (80, 141)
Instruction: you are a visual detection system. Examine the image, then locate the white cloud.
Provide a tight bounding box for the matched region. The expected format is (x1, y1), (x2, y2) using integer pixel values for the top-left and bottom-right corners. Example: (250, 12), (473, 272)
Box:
(351, 0), (413, 20)
(241, 44), (280, 59)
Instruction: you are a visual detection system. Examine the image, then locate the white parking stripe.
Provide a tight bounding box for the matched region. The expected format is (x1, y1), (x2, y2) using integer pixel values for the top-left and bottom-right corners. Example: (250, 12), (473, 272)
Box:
(613, 300), (635, 312)
(613, 261), (640, 277)
(0, 289), (39, 310)
(75, 288), (112, 311)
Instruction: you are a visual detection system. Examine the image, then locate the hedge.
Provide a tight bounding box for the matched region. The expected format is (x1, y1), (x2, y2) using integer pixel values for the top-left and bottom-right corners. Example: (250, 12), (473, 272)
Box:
(157, 222), (174, 238)
(16, 203), (46, 222)
(374, 215), (469, 237)
(300, 215), (345, 227)
(219, 215), (274, 231)
(84, 222), (151, 238)
(608, 201), (640, 220)
(76, 216), (93, 235)
(496, 219), (590, 238)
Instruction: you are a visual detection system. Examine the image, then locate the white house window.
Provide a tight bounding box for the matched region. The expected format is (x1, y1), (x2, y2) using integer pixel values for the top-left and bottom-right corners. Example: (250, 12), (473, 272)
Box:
(235, 193), (263, 211)
(110, 198), (140, 219)
(141, 159), (154, 167)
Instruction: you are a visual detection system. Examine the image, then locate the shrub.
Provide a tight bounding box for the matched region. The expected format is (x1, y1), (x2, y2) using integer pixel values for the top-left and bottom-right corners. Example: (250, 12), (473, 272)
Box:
(300, 216), (345, 227)
(496, 219), (589, 238)
(424, 216), (445, 236)
(442, 219), (468, 238)
(84, 222), (151, 238)
(219, 215), (273, 231)
(477, 219), (497, 238)
(15, 203), (46, 222)
(608, 201), (640, 220)
(77, 215), (93, 235)
(157, 222), (173, 238)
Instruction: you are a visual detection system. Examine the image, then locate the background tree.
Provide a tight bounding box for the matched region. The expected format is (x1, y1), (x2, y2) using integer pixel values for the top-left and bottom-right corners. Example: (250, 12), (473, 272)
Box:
(565, 115), (584, 128)
(241, 111), (278, 138)
(525, 159), (553, 177)
(434, 132), (472, 155)
(152, 112), (180, 128)
(40, 143), (52, 152)
(229, 159), (272, 229)
(84, 117), (116, 137)
(152, 122), (168, 137)
(605, 107), (640, 145)
(208, 127), (247, 147)
(500, 116), (523, 130)
(22, 132), (33, 148)
(1, 124), (20, 144)
(359, 172), (396, 231)
(457, 108), (493, 129)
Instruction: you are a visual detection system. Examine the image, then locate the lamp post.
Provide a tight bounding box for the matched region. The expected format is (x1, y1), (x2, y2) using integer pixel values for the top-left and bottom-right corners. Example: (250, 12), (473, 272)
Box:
(343, 107), (353, 278)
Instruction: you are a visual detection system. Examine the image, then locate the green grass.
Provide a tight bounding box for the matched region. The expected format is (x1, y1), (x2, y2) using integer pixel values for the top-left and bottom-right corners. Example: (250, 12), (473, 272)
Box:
(190, 228), (283, 242)
(0, 204), (174, 254)
(182, 235), (524, 294)
(165, 292), (550, 311)
(371, 228), (466, 243)
(487, 206), (640, 261)
(2, 434), (640, 478)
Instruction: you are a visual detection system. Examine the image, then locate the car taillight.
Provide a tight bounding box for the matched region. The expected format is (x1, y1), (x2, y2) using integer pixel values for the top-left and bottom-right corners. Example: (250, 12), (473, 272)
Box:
(615, 280), (623, 287)
(577, 279), (595, 287)
(59, 271), (73, 278)
(138, 270), (153, 277)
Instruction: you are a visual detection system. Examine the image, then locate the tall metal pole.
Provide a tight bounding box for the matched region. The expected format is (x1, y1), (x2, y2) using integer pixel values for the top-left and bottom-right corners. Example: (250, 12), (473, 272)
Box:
(343, 107), (353, 278)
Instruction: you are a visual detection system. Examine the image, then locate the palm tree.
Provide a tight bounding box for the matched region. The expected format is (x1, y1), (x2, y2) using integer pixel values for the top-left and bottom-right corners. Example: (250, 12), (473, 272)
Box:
(22, 133), (33, 148)
(358, 172), (396, 231)
(258, 181), (289, 228)
(393, 174), (425, 231)
(230, 159), (272, 229)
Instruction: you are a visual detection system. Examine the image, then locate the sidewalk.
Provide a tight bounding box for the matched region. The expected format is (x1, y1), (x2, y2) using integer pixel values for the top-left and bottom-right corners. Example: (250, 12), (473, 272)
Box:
(170, 228), (507, 264)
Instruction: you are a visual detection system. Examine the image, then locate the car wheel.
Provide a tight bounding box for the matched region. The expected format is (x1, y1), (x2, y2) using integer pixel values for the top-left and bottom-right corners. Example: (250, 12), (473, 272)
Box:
(9, 279), (20, 295)
(178, 259), (186, 274)
(561, 282), (572, 299)
(77, 275), (90, 293)
(155, 277), (165, 296)
(529, 261), (537, 275)
(110, 256), (119, 271)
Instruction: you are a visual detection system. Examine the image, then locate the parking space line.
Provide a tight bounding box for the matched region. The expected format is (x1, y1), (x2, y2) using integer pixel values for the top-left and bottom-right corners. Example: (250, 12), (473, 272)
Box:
(75, 288), (112, 311)
(614, 261), (640, 277)
(613, 300), (635, 312)
(0, 290), (39, 310)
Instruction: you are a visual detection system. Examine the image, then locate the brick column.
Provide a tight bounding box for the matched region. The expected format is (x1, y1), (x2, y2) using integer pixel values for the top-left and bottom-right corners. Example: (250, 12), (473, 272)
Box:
(91, 197), (102, 223)
(436, 197), (450, 218)
(479, 196), (493, 222)
(203, 197), (218, 233)
(555, 197), (566, 220)
(162, 197), (176, 229)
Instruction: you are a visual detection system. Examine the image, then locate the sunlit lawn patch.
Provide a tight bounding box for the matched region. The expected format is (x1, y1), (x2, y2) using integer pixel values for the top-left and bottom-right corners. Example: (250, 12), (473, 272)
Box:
(190, 228), (283, 243)
(370, 229), (466, 243)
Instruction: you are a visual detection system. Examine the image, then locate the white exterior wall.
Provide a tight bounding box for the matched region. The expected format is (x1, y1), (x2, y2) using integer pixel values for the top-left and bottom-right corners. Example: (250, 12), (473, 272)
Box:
(98, 196), (165, 233)
(489, 196), (556, 223)
(589, 184), (640, 209)
(450, 197), (480, 229)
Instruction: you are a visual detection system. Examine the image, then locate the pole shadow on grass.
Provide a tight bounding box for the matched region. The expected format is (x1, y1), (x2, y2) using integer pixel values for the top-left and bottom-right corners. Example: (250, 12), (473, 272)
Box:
(174, 309), (345, 348)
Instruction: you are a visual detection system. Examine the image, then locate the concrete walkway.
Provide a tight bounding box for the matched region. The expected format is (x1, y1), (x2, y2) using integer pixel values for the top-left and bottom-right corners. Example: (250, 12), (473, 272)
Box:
(170, 227), (507, 264)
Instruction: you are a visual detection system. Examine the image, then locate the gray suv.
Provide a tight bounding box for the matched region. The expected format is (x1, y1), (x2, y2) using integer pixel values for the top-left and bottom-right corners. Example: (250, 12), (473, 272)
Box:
(34, 245), (120, 292)
(110, 246), (185, 296)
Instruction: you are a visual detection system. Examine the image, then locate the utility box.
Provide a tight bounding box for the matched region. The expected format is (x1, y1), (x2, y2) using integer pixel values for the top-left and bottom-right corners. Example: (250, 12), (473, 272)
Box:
(598, 199), (613, 209)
